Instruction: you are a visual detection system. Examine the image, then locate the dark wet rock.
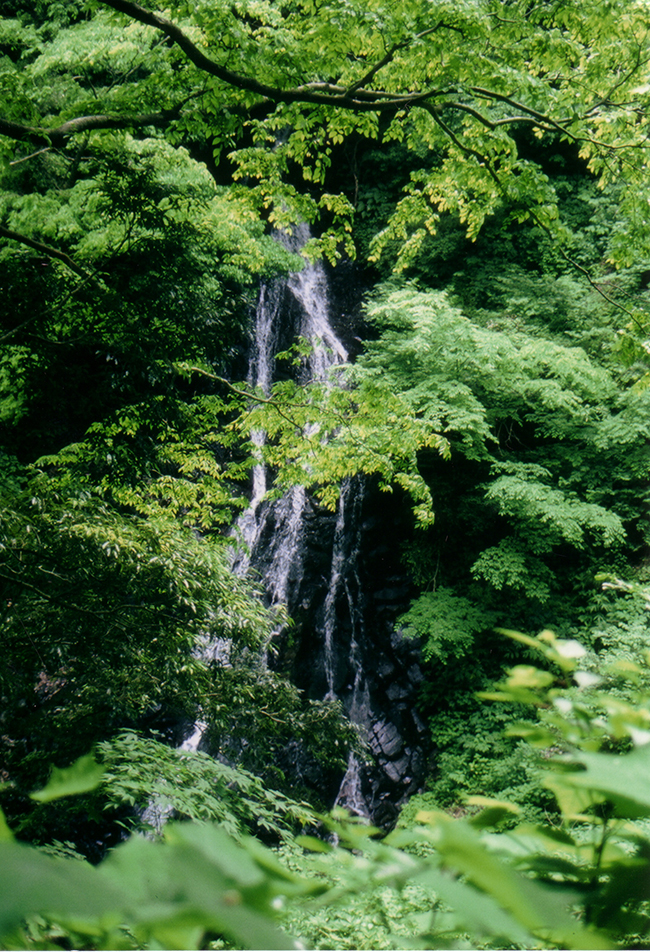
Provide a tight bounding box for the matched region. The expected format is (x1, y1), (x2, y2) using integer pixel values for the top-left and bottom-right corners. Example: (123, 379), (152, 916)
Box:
(412, 710), (428, 736)
(382, 760), (406, 783)
(370, 720), (404, 760)
(263, 473), (431, 828)
(376, 659), (396, 680)
(386, 682), (410, 702)
(407, 664), (425, 685)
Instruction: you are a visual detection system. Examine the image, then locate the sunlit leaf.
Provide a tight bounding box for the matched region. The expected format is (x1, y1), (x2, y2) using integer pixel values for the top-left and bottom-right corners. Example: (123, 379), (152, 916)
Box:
(30, 755), (105, 803)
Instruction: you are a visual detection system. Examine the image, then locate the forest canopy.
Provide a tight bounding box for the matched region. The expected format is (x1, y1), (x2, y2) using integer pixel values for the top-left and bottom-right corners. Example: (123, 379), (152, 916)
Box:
(4, 0), (650, 266)
(2, 1), (650, 949)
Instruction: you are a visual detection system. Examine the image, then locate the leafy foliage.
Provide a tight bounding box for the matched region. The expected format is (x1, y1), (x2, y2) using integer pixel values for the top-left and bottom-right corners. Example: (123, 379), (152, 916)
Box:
(0, 816), (316, 951)
(356, 280), (645, 612)
(344, 276), (650, 817)
(225, 364), (446, 524)
(0, 456), (272, 802)
(2, 4), (650, 937)
(5, 0), (650, 271)
(201, 660), (361, 796)
(98, 732), (319, 841)
(400, 587), (493, 664)
(4, 628), (650, 950)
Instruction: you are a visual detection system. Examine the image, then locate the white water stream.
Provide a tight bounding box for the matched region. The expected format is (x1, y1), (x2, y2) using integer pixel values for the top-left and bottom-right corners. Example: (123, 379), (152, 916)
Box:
(238, 227), (371, 815)
(177, 224), (373, 817)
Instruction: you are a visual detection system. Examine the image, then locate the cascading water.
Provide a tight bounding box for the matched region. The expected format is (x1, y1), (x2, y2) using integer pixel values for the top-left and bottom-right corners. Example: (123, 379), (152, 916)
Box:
(231, 228), (374, 817)
(320, 477), (371, 817)
(233, 225), (348, 606)
(322, 482), (350, 702)
(224, 225), (429, 825)
(233, 279), (282, 577)
(285, 231), (348, 377)
(148, 227), (427, 830)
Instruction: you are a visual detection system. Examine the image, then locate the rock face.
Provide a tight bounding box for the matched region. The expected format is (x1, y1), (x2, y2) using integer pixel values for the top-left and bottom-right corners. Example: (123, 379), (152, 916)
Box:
(286, 477), (430, 827)
(239, 229), (430, 827)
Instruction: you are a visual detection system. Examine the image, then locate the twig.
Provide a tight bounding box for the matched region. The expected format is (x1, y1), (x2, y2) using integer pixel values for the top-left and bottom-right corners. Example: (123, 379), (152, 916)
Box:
(0, 225), (103, 286)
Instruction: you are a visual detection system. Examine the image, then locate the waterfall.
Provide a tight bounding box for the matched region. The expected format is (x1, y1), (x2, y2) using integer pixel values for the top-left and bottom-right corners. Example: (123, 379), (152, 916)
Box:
(234, 228), (379, 819)
(322, 479), (366, 711)
(248, 280), (282, 507)
(285, 231), (348, 375)
(183, 223), (429, 827)
(335, 753), (370, 819)
(233, 225), (347, 606)
(322, 478), (373, 818)
(322, 482), (349, 701)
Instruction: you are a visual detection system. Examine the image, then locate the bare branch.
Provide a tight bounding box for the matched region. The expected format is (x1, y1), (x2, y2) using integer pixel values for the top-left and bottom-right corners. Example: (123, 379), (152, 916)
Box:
(526, 212), (646, 329)
(586, 44), (649, 112)
(9, 147), (52, 166)
(0, 569), (127, 622)
(0, 225), (101, 285)
(0, 273), (99, 344)
(0, 106), (185, 148)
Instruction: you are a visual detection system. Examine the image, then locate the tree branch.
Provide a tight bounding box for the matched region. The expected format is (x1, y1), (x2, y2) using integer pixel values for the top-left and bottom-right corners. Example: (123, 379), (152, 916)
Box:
(0, 106), (185, 148)
(419, 103), (503, 188)
(99, 0), (333, 104)
(344, 41), (403, 97)
(185, 365), (309, 430)
(468, 87), (577, 138)
(0, 274), (98, 344)
(96, 0), (456, 113)
(416, 103), (644, 325)
(439, 100), (554, 132)
(0, 225), (102, 285)
(0, 568), (127, 622)
(343, 23), (461, 98)
(9, 147), (52, 166)
(525, 211), (646, 330)
(9, 0), (640, 181)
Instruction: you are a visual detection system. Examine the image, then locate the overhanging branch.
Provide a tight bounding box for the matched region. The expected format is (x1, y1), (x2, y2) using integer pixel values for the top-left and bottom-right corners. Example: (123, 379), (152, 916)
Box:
(97, 0), (458, 112)
(417, 106), (645, 327)
(0, 105), (186, 148)
(343, 23), (458, 97)
(97, 0), (623, 149)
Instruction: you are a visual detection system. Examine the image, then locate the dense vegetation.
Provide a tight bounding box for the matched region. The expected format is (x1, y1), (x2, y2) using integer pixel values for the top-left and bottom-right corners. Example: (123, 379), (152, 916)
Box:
(2, 0), (650, 948)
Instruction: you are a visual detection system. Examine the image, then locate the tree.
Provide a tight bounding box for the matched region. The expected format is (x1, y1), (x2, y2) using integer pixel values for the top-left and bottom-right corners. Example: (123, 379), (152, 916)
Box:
(3, 0), (650, 269)
(0, 82), (347, 842)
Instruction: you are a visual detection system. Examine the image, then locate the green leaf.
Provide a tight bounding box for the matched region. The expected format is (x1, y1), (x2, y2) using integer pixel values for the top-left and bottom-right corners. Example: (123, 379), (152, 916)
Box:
(548, 744), (650, 818)
(418, 814), (611, 949)
(466, 796), (521, 830)
(0, 842), (124, 940)
(295, 834), (334, 853)
(412, 864), (536, 947)
(0, 806), (14, 842)
(30, 755), (105, 802)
